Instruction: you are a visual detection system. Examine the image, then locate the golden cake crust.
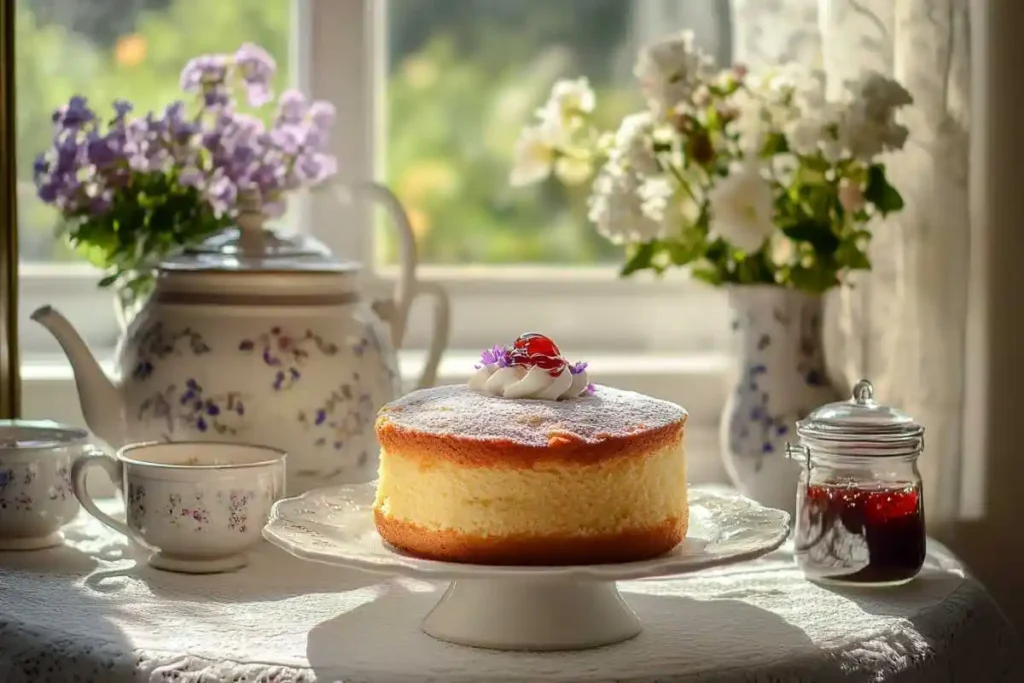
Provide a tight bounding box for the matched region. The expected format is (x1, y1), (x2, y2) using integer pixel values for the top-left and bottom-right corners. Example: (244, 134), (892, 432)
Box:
(375, 384), (687, 467)
(374, 508), (688, 565)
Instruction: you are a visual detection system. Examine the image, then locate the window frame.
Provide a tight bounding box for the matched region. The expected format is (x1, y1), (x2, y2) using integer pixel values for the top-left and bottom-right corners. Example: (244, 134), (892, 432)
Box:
(18, 0), (728, 359)
(16, 0), (730, 484)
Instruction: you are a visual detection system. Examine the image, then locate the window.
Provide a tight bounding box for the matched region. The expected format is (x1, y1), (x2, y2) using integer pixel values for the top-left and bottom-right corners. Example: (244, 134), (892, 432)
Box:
(17, 0), (728, 366)
(303, 0), (728, 355)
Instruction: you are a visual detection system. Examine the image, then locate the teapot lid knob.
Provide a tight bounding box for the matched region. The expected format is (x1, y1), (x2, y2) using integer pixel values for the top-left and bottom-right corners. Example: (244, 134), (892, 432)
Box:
(852, 379), (874, 405)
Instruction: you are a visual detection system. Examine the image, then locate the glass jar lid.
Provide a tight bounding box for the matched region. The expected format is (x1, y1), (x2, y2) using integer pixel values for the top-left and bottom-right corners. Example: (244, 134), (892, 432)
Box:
(795, 379), (924, 456)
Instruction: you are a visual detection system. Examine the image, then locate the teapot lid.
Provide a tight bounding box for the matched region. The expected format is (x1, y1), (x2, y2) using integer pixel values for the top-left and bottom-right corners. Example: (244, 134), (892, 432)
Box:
(153, 199), (364, 303)
(795, 379), (924, 456)
(159, 220), (359, 275)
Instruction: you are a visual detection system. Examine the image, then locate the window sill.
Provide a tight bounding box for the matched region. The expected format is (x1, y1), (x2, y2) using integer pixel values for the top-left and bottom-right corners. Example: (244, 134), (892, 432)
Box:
(20, 349), (732, 487)
(19, 264), (730, 358)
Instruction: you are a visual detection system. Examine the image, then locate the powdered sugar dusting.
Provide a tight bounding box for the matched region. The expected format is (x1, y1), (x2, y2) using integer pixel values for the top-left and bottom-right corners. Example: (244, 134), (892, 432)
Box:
(378, 384), (687, 446)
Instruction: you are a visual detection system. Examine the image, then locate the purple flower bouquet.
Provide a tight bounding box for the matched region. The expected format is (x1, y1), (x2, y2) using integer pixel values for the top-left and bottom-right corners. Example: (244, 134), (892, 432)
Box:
(33, 43), (338, 303)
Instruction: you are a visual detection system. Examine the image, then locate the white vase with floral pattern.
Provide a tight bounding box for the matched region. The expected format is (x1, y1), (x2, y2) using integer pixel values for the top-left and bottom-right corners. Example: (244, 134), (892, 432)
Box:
(719, 286), (841, 516)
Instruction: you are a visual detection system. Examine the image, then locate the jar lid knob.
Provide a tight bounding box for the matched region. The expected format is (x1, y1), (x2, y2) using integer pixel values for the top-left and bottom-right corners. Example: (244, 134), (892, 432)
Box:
(852, 379), (875, 405)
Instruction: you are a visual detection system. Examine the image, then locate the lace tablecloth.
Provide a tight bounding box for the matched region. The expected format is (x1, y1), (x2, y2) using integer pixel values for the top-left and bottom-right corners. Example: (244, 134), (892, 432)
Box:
(0, 504), (1019, 683)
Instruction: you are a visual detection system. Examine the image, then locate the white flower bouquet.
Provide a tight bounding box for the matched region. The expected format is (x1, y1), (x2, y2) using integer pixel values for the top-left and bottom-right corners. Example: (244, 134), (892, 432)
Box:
(510, 32), (913, 293)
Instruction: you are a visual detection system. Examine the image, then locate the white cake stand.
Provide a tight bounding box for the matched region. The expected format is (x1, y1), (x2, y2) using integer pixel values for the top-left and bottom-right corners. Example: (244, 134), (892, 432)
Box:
(263, 484), (790, 651)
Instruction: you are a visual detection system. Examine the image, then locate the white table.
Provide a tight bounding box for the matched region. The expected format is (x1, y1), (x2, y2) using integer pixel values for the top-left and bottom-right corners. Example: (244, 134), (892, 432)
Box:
(0, 505), (1019, 683)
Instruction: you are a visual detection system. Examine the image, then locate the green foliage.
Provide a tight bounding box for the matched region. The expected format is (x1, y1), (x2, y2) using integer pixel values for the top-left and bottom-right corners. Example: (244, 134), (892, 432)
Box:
(64, 171), (227, 298)
(864, 163), (905, 215)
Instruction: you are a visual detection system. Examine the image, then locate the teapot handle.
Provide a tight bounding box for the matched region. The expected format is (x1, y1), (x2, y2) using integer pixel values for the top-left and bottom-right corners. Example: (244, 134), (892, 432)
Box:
(409, 281), (450, 389)
(352, 181), (416, 347)
(370, 280), (450, 389)
(338, 181), (451, 389)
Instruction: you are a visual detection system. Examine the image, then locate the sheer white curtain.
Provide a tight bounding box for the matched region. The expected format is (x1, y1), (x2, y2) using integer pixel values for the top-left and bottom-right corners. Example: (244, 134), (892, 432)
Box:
(730, 0), (971, 530)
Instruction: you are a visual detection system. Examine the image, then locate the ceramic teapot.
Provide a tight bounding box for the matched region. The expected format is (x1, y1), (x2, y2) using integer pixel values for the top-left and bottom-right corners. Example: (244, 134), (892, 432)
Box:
(32, 182), (450, 494)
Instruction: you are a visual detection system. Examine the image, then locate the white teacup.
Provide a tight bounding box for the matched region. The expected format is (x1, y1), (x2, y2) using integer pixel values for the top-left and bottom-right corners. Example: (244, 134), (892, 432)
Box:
(72, 441), (286, 574)
(0, 420), (87, 550)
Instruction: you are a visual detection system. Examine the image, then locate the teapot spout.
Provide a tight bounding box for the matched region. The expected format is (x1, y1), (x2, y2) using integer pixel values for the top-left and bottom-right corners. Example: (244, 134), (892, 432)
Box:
(30, 305), (125, 448)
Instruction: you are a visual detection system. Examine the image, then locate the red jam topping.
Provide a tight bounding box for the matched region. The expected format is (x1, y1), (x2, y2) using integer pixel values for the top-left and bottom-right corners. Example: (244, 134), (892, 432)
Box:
(513, 332), (561, 358)
(795, 481), (925, 584)
(508, 333), (566, 377)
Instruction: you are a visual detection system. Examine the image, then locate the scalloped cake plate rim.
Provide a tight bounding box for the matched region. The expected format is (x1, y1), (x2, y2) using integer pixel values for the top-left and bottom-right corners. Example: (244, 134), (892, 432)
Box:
(262, 483), (791, 581)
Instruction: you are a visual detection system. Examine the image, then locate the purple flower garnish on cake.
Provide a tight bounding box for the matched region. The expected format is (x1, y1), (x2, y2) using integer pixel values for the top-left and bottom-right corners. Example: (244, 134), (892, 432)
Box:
(476, 344), (510, 369)
(585, 382), (597, 395)
(569, 361), (588, 375)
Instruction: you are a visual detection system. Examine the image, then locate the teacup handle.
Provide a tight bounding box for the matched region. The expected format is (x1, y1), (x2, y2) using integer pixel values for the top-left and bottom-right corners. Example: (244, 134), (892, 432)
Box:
(70, 449), (141, 544)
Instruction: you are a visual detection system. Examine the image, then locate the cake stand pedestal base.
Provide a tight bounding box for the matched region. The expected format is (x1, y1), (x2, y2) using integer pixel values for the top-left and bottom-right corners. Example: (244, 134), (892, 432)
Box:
(421, 578), (642, 651)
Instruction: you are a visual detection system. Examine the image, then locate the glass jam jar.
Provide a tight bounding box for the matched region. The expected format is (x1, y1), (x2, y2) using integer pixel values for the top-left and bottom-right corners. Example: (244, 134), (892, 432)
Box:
(787, 379), (926, 587)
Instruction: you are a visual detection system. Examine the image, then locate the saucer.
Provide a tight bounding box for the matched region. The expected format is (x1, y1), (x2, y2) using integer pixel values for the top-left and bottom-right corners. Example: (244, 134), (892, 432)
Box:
(147, 551), (249, 574)
(0, 531), (65, 551)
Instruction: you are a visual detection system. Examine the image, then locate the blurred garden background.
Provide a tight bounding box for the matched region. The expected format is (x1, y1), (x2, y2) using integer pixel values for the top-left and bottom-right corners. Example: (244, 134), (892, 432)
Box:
(16, 0), (730, 266)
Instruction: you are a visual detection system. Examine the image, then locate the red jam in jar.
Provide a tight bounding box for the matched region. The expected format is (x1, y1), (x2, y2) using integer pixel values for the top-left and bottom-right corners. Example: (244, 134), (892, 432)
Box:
(795, 481), (926, 584)
(789, 379), (926, 586)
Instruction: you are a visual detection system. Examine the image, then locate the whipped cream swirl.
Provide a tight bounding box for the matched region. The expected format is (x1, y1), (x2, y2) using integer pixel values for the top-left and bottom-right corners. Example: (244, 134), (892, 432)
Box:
(469, 362), (591, 400)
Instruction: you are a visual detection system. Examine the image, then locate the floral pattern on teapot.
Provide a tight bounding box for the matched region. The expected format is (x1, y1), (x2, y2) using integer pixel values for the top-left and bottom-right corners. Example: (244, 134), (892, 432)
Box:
(137, 379), (248, 436)
(297, 381), (378, 461)
(238, 326), (340, 391)
(118, 312), (399, 490)
(131, 322), (212, 381)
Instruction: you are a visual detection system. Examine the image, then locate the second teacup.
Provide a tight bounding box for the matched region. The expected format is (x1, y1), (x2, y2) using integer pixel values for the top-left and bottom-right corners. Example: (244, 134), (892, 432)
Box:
(72, 441), (286, 574)
(0, 420), (87, 550)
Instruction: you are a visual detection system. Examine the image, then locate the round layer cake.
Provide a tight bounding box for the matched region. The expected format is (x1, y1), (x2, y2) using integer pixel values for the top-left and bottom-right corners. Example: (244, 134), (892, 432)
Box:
(373, 335), (688, 565)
